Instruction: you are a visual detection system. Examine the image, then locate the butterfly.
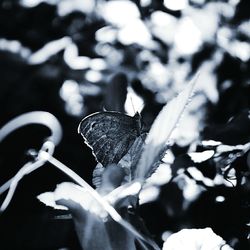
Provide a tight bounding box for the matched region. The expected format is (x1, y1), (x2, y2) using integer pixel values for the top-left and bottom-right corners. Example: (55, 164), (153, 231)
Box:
(78, 111), (144, 167)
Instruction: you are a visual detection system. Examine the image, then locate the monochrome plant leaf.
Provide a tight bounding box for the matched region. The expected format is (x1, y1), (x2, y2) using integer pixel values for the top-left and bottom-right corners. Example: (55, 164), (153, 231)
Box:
(135, 72), (200, 180)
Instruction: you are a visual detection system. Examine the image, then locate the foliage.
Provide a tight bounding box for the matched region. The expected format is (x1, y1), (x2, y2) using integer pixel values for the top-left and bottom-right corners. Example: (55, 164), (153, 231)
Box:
(0, 0), (249, 249)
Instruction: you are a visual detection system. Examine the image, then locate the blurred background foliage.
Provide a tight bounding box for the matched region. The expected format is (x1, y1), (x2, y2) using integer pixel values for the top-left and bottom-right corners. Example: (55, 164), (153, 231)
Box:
(0, 0), (249, 249)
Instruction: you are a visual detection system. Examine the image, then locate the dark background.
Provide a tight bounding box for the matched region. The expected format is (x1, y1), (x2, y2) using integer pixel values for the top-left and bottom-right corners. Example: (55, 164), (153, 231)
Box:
(0, 0), (249, 249)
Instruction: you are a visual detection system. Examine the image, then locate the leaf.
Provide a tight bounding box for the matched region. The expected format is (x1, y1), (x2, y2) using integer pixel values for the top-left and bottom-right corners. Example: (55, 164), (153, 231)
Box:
(38, 182), (108, 218)
(52, 183), (119, 250)
(104, 72), (128, 112)
(162, 228), (233, 250)
(37, 181), (155, 250)
(118, 133), (147, 181)
(135, 73), (199, 179)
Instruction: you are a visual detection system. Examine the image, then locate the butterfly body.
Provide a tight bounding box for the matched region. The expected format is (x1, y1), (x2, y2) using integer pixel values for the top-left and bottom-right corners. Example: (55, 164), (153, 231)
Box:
(78, 111), (143, 167)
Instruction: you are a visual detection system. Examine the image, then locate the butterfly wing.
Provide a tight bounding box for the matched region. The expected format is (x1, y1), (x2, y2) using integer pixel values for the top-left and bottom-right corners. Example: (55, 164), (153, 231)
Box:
(78, 111), (140, 167)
